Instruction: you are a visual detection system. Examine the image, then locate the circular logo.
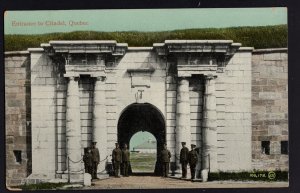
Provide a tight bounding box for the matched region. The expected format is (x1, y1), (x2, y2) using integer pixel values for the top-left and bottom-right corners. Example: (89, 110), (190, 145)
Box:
(268, 171), (276, 180)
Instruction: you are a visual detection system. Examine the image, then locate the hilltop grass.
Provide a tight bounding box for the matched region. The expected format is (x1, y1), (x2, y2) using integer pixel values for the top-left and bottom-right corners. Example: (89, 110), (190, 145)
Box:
(4, 25), (287, 51)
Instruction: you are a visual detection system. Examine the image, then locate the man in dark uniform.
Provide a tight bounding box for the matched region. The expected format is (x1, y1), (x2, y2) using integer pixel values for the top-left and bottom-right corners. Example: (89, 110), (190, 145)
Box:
(91, 142), (100, 179)
(160, 143), (171, 177)
(122, 143), (130, 177)
(188, 144), (198, 180)
(180, 142), (189, 178)
(83, 147), (93, 175)
(112, 143), (122, 177)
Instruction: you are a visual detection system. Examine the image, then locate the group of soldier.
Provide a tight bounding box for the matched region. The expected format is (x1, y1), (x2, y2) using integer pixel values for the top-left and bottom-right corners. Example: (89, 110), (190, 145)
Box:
(83, 142), (130, 179)
(111, 143), (130, 177)
(83, 141), (198, 180)
(83, 142), (100, 179)
(160, 142), (198, 180)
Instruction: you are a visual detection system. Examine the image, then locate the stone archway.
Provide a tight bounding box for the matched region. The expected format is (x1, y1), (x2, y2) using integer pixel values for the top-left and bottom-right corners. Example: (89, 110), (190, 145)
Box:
(117, 103), (165, 175)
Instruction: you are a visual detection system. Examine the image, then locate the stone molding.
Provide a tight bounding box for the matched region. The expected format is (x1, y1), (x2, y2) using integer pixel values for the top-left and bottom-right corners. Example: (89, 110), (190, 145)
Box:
(4, 51), (30, 55)
(127, 68), (155, 88)
(41, 40), (128, 55)
(153, 40), (241, 56)
(253, 48), (287, 53)
(177, 65), (218, 77)
(64, 65), (106, 78)
(153, 40), (241, 77)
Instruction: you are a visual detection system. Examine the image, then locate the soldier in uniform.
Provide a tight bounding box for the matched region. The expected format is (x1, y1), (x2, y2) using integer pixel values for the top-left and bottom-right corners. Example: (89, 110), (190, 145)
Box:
(91, 142), (100, 179)
(83, 147), (93, 175)
(112, 142), (122, 177)
(122, 143), (130, 177)
(160, 143), (171, 177)
(180, 142), (189, 178)
(188, 144), (198, 180)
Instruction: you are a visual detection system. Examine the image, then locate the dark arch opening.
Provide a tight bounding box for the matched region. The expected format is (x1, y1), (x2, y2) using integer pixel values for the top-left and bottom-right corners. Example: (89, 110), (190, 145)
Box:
(117, 103), (165, 175)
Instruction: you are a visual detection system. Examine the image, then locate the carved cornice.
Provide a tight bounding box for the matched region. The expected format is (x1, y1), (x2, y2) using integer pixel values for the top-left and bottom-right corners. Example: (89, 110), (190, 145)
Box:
(40, 40), (128, 77)
(41, 40), (128, 55)
(153, 40), (242, 77)
(41, 40), (128, 66)
(153, 40), (241, 56)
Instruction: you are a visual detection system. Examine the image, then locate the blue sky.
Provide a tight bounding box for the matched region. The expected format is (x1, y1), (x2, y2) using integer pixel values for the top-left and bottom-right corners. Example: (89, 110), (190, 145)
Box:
(130, 131), (156, 151)
(4, 8), (287, 34)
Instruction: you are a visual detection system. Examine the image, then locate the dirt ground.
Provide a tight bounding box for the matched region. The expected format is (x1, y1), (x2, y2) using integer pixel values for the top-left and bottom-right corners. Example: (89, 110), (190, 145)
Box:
(84, 176), (288, 189)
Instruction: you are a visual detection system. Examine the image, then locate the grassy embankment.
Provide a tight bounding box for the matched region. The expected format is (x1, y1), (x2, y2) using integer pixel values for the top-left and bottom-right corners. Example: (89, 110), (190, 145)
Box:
(4, 25), (287, 51)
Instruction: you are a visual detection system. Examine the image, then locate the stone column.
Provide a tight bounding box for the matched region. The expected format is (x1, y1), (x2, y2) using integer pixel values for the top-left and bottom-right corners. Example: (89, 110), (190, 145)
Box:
(175, 78), (191, 171)
(66, 76), (82, 180)
(202, 74), (217, 173)
(93, 76), (107, 173)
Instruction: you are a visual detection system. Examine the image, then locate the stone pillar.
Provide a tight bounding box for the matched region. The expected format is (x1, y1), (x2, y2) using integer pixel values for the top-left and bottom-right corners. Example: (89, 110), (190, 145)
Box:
(202, 74), (217, 173)
(175, 78), (191, 171)
(66, 76), (82, 180)
(93, 76), (107, 173)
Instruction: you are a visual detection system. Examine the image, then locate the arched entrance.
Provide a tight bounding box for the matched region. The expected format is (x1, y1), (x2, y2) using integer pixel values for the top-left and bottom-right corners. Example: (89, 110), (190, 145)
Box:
(117, 103), (165, 175)
(130, 131), (157, 173)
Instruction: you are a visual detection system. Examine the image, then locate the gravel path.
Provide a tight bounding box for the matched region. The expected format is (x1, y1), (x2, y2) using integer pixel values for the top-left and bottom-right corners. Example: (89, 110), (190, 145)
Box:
(84, 176), (288, 189)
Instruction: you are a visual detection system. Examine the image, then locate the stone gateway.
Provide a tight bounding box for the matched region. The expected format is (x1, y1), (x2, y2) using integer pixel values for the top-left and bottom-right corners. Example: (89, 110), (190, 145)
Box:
(5, 40), (288, 185)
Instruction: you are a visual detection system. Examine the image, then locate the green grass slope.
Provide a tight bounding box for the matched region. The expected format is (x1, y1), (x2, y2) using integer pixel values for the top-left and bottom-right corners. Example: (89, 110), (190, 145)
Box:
(4, 25), (287, 51)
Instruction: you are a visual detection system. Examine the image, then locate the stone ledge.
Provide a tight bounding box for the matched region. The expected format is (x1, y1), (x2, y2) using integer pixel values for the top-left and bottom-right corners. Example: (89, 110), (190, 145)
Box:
(5, 51), (30, 55)
(28, 48), (44, 53)
(49, 40), (117, 44)
(238, 47), (254, 52)
(127, 47), (153, 51)
(253, 48), (288, 53)
(127, 67), (155, 73)
(165, 40), (234, 44)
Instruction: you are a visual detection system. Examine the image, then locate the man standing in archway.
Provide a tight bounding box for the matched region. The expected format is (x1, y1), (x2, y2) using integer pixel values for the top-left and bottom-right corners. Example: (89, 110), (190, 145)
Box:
(160, 143), (171, 177)
(91, 142), (100, 179)
(180, 142), (189, 179)
(122, 143), (130, 177)
(188, 144), (198, 180)
(112, 143), (122, 177)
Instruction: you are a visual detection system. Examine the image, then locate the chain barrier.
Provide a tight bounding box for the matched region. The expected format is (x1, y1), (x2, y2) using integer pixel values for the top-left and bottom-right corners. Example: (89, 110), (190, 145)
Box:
(68, 156), (83, 163)
(99, 156), (108, 163)
(66, 155), (110, 182)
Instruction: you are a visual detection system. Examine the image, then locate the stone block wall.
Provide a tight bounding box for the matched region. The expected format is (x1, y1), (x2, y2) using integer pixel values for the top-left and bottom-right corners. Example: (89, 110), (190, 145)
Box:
(252, 48), (288, 171)
(216, 49), (253, 171)
(30, 49), (57, 178)
(5, 51), (31, 185)
(5, 45), (288, 185)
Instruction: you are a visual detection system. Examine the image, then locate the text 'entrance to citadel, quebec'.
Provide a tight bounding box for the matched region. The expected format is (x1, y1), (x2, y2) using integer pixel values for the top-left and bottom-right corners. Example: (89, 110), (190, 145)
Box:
(117, 103), (166, 176)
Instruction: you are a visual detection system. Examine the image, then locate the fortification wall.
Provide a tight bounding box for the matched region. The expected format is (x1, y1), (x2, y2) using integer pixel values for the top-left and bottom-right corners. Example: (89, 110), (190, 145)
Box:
(252, 48), (288, 171)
